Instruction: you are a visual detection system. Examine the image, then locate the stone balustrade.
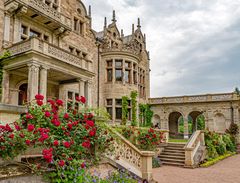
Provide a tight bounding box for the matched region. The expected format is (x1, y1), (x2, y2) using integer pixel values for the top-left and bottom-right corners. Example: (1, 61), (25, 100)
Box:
(106, 128), (155, 181)
(5, 0), (71, 30)
(184, 130), (206, 167)
(149, 93), (239, 105)
(5, 37), (93, 71)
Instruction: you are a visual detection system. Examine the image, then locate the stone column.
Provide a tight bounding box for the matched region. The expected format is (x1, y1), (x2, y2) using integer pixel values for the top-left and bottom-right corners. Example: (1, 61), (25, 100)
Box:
(233, 106), (239, 124)
(78, 79), (85, 97)
(85, 80), (92, 107)
(183, 116), (189, 139)
(112, 59), (116, 84)
(27, 63), (40, 101)
(3, 13), (11, 44)
(1, 70), (10, 104)
(141, 151), (155, 181)
(39, 66), (49, 102)
(112, 98), (116, 124)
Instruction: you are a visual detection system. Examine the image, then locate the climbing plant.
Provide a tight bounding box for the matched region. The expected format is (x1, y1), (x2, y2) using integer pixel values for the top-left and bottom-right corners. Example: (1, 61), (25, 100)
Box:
(121, 96), (129, 125)
(0, 51), (11, 96)
(139, 104), (153, 127)
(130, 91), (138, 126)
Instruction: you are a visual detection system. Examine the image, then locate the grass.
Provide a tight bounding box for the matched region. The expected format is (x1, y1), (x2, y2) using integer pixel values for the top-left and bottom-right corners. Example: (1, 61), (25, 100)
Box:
(169, 138), (188, 143)
(200, 152), (236, 168)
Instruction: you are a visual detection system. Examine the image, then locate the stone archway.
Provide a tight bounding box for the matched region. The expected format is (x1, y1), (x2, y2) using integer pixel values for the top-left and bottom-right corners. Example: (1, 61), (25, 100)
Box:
(188, 111), (205, 133)
(152, 114), (161, 128)
(213, 113), (226, 133)
(169, 112), (183, 138)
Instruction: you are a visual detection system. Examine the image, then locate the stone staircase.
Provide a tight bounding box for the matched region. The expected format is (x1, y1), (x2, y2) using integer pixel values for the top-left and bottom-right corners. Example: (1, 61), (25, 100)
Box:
(159, 143), (186, 166)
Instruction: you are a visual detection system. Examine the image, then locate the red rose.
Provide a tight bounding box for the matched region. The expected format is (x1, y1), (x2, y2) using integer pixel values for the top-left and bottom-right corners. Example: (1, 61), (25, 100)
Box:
(14, 124), (21, 131)
(38, 132), (49, 142)
(80, 96), (86, 104)
(86, 120), (94, 127)
(64, 113), (69, 119)
(9, 134), (14, 139)
(58, 160), (65, 167)
(81, 162), (85, 168)
(45, 111), (51, 117)
(47, 99), (55, 105)
(54, 120), (61, 127)
(26, 113), (33, 120)
(35, 94), (44, 100)
(67, 123), (73, 130)
(89, 130), (96, 137)
(88, 113), (94, 119)
(25, 139), (31, 145)
(63, 141), (71, 148)
(56, 99), (63, 106)
(149, 128), (154, 133)
(82, 140), (91, 148)
(19, 133), (25, 138)
(27, 124), (35, 132)
(68, 157), (73, 161)
(42, 148), (53, 163)
(37, 100), (43, 106)
(53, 140), (59, 146)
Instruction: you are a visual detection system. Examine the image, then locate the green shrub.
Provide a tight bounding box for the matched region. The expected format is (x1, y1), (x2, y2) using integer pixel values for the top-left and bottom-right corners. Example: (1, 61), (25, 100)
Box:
(223, 134), (236, 152)
(216, 141), (227, 155)
(152, 157), (161, 168)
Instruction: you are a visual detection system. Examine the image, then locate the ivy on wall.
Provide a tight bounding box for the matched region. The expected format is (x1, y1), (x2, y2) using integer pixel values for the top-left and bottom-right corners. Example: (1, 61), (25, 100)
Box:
(139, 104), (153, 127)
(130, 91), (138, 126)
(121, 96), (129, 125)
(0, 51), (11, 96)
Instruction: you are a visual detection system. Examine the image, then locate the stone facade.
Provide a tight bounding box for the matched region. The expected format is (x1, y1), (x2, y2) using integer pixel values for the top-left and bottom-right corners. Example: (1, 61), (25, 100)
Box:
(149, 93), (240, 139)
(0, 0), (149, 123)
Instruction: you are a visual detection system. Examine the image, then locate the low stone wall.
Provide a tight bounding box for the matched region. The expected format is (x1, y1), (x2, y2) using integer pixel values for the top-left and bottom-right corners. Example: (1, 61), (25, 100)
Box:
(0, 175), (46, 183)
(0, 104), (27, 124)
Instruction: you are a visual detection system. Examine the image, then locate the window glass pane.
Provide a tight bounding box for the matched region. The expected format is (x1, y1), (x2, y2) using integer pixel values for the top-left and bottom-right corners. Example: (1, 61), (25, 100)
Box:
(107, 69), (112, 82)
(125, 70), (130, 83)
(116, 108), (122, 120)
(115, 60), (122, 67)
(107, 99), (112, 105)
(30, 29), (41, 37)
(68, 91), (73, 100)
(115, 99), (122, 106)
(21, 25), (27, 35)
(74, 18), (78, 31)
(107, 107), (112, 119)
(115, 69), (122, 81)
(125, 61), (131, 68)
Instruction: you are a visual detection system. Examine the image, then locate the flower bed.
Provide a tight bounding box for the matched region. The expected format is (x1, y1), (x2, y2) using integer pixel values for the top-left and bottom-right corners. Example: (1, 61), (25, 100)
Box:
(113, 125), (167, 151)
(0, 94), (138, 182)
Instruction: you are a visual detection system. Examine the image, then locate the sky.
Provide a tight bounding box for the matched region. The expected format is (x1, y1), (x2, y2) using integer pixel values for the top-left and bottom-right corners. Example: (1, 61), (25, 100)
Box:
(83, 0), (240, 97)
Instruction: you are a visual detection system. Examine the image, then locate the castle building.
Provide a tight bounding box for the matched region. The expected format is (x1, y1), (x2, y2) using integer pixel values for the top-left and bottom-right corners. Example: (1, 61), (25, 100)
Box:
(0, 0), (150, 123)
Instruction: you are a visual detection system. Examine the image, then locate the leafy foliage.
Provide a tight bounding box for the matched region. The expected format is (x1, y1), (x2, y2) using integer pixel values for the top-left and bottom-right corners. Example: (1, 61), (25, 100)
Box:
(121, 96), (129, 125)
(130, 91), (138, 126)
(139, 104), (153, 127)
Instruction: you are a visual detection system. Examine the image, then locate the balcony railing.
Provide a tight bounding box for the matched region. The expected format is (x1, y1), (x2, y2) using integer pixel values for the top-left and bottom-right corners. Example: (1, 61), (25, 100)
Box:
(149, 93), (239, 104)
(5, 0), (71, 30)
(5, 37), (92, 71)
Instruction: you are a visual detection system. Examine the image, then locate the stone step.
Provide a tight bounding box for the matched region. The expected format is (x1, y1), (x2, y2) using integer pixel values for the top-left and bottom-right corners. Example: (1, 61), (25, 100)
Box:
(159, 154), (185, 160)
(162, 161), (185, 167)
(167, 143), (186, 147)
(164, 150), (185, 155)
(165, 147), (184, 150)
(161, 152), (185, 156)
(159, 157), (185, 163)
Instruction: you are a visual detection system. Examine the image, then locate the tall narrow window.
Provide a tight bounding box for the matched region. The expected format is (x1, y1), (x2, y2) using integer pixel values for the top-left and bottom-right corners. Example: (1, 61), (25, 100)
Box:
(106, 99), (113, 119)
(74, 18), (78, 31)
(106, 60), (113, 82)
(80, 21), (84, 35)
(115, 60), (123, 82)
(125, 70), (130, 83)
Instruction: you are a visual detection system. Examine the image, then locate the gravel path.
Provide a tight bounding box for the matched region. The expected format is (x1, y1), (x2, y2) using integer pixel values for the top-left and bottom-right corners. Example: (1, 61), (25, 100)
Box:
(153, 154), (240, 183)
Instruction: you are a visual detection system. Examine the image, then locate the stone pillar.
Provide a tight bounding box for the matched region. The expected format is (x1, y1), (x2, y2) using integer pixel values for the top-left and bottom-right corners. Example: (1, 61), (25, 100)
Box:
(141, 151), (155, 181)
(3, 13), (11, 44)
(112, 59), (116, 84)
(39, 66), (49, 102)
(27, 63), (40, 101)
(112, 98), (116, 124)
(233, 106), (239, 124)
(85, 80), (92, 107)
(1, 70), (10, 104)
(78, 79), (85, 97)
(183, 116), (189, 139)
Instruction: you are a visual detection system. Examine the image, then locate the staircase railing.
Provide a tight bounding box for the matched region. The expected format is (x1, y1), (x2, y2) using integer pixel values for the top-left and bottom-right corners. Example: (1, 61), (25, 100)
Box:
(184, 130), (205, 167)
(106, 127), (155, 181)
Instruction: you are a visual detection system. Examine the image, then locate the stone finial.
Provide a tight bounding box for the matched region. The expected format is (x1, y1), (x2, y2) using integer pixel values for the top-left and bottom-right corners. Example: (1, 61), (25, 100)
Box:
(132, 24), (135, 35)
(104, 17), (107, 29)
(88, 5), (92, 17)
(121, 29), (124, 38)
(137, 18), (141, 29)
(112, 10), (117, 23)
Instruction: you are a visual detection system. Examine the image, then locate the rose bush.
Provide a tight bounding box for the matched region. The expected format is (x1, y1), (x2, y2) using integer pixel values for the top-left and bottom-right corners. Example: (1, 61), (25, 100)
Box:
(0, 94), (115, 182)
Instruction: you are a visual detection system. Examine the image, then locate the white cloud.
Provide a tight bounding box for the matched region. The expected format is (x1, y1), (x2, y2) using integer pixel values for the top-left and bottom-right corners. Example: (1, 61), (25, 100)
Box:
(83, 0), (240, 97)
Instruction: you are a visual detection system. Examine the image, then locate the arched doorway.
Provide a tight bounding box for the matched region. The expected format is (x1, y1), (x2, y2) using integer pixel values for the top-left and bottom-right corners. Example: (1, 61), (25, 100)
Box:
(188, 111), (205, 134)
(18, 83), (28, 105)
(152, 114), (161, 128)
(169, 112), (183, 138)
(213, 113), (226, 133)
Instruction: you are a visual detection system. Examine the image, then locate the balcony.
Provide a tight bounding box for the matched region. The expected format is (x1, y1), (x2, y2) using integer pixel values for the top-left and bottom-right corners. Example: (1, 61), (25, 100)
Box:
(5, 37), (93, 72)
(5, 0), (71, 32)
